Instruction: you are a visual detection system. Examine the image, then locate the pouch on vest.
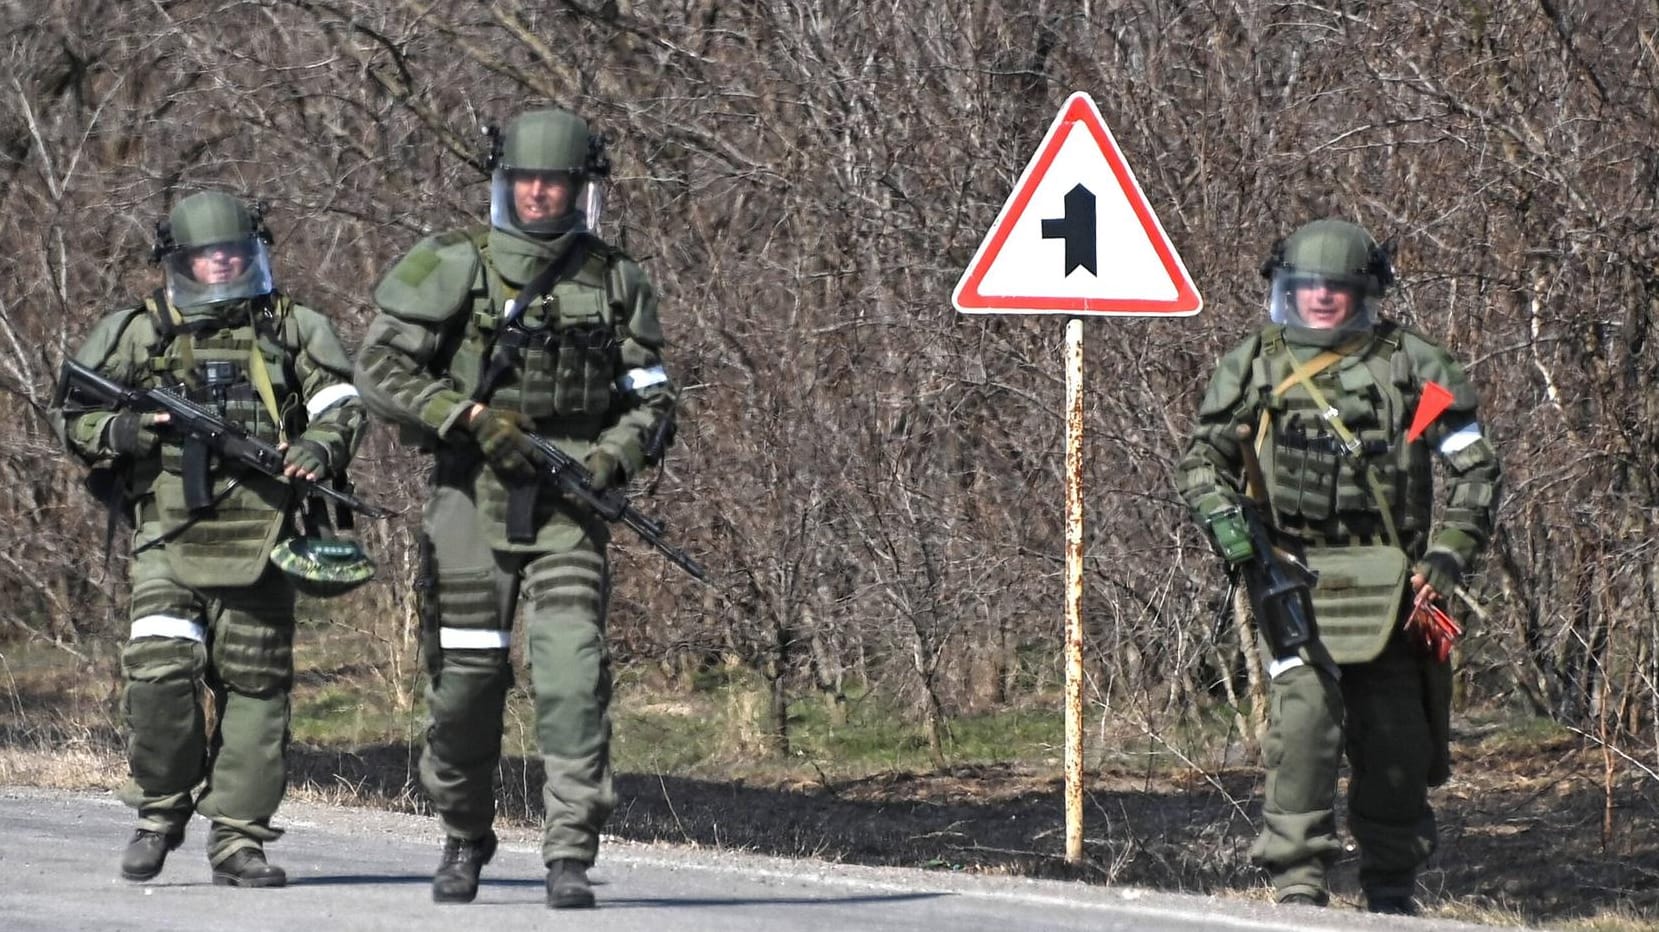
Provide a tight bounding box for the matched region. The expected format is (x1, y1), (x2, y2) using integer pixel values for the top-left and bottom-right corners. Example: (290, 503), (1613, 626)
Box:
(1303, 543), (1410, 664)
(551, 290), (615, 417)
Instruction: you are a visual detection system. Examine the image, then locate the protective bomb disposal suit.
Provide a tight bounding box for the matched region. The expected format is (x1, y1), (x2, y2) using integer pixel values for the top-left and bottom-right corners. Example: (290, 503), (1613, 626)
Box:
(50, 191), (366, 886)
(353, 107), (675, 907)
(1176, 219), (1500, 911)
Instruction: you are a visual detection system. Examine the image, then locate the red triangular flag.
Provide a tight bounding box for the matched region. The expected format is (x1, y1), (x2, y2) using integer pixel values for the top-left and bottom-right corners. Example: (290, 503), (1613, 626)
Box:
(1407, 381), (1454, 441)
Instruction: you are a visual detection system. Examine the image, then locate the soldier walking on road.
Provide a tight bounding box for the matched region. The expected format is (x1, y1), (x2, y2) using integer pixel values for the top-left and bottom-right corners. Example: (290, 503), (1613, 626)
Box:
(50, 191), (369, 887)
(1176, 219), (1501, 914)
(354, 107), (677, 909)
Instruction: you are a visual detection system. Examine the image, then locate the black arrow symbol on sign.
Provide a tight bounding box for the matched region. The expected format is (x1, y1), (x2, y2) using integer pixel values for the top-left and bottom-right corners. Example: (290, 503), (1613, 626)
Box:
(1040, 184), (1097, 276)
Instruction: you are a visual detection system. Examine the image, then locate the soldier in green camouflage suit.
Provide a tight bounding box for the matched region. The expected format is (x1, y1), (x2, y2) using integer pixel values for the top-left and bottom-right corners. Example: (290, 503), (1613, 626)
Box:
(1177, 219), (1501, 914)
(353, 108), (676, 909)
(50, 192), (367, 887)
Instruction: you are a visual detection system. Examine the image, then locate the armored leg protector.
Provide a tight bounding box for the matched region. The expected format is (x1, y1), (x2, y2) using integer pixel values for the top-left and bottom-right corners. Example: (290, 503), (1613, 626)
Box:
(1343, 643), (1437, 896)
(196, 582), (295, 864)
(117, 633), (207, 830)
(421, 648), (512, 839)
(523, 545), (616, 865)
(1249, 661), (1345, 900)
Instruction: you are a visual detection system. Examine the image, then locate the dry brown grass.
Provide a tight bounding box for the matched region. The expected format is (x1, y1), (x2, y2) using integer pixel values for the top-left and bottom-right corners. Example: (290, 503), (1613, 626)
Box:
(0, 744), (124, 790)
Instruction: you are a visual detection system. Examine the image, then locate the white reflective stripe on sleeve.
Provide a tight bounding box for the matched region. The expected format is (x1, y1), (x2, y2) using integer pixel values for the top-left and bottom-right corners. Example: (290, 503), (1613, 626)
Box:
(1267, 656), (1305, 680)
(439, 628), (511, 649)
(1439, 423), (1483, 455)
(618, 366), (669, 393)
(306, 383), (361, 418)
(130, 615), (206, 643)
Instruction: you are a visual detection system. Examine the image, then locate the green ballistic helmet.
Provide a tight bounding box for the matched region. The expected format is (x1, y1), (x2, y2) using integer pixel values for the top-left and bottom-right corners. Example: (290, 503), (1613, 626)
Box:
(270, 536), (376, 597)
(1273, 219), (1392, 297)
(1263, 218), (1395, 342)
(488, 109), (603, 237)
(154, 191), (275, 308)
(168, 191), (260, 247)
(499, 108), (590, 172)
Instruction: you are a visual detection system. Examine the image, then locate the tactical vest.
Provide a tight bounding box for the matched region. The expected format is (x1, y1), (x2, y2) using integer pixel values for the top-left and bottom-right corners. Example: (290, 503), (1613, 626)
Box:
(444, 230), (625, 431)
(1250, 323), (1434, 551)
(1249, 324), (1433, 663)
(133, 294), (305, 587)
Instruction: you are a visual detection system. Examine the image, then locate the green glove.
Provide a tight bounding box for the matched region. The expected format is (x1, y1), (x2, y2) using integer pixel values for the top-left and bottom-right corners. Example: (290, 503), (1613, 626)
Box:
(106, 412), (165, 458)
(1414, 551), (1463, 597)
(468, 407), (538, 480)
(1202, 505), (1255, 565)
(585, 447), (624, 491)
(283, 438), (331, 480)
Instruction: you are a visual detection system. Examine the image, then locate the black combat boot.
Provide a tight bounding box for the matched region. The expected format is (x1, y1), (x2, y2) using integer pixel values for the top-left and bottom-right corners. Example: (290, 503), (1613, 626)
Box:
(120, 828), (184, 881)
(545, 858), (595, 909)
(432, 832), (497, 904)
(212, 848), (288, 888)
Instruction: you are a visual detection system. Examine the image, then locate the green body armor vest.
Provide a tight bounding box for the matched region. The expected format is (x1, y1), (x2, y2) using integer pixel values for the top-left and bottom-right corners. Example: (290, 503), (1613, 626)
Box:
(1251, 324), (1433, 663)
(436, 229), (624, 427)
(137, 294), (305, 587)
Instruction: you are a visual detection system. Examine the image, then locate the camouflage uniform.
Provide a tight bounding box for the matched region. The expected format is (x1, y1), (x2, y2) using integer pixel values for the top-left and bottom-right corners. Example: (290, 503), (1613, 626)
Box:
(353, 108), (675, 908)
(50, 192), (366, 886)
(1177, 219), (1501, 912)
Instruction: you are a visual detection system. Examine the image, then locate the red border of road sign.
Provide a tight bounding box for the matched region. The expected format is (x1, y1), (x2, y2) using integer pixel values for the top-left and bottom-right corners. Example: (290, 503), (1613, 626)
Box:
(953, 92), (1202, 316)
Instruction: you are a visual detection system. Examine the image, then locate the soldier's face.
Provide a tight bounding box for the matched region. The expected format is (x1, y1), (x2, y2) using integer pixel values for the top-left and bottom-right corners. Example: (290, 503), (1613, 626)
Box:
(187, 244), (250, 284)
(511, 171), (575, 224)
(1293, 280), (1358, 329)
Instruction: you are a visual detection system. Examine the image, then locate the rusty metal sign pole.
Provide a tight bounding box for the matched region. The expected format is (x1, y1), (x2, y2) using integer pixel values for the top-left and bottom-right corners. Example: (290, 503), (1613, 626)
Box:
(1063, 317), (1085, 864)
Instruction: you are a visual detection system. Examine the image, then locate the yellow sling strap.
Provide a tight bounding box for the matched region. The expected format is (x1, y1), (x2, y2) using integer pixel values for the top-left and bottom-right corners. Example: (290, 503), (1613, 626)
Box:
(248, 343), (287, 444)
(1259, 339), (1401, 547)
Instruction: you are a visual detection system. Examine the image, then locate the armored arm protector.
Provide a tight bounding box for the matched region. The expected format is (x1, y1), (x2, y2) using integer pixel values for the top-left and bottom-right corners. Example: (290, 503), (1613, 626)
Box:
(291, 303), (368, 472)
(595, 258), (678, 477)
(1407, 335), (1501, 571)
(51, 308), (148, 463)
(354, 233), (481, 442)
(1176, 333), (1262, 524)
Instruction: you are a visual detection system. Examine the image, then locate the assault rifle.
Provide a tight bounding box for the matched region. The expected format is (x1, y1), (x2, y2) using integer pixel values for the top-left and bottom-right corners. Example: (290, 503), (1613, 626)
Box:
(54, 359), (391, 520)
(1206, 424), (1319, 659)
(523, 432), (708, 584)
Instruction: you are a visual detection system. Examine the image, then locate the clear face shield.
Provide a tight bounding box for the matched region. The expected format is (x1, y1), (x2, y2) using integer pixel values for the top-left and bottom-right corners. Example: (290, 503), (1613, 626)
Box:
(490, 168), (588, 238)
(163, 236), (274, 309)
(1267, 269), (1376, 337)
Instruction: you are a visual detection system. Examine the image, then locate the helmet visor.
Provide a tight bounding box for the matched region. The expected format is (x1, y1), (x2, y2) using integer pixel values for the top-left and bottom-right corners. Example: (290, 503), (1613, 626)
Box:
(1268, 269), (1375, 335)
(164, 236), (273, 308)
(490, 168), (587, 238)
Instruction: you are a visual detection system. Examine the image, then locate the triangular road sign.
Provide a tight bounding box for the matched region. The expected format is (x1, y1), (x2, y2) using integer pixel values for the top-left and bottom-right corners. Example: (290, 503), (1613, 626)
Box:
(953, 92), (1202, 317)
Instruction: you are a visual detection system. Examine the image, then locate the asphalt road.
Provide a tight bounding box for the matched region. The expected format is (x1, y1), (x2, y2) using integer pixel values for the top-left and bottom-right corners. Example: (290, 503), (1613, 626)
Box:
(0, 787), (1516, 931)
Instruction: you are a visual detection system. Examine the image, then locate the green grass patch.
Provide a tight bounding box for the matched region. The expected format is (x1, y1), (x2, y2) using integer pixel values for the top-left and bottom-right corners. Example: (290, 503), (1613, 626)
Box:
(290, 683), (416, 745)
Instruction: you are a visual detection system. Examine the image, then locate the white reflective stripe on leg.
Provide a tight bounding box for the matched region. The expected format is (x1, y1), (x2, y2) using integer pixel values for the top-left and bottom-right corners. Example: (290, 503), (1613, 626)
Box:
(306, 383), (360, 418)
(130, 615), (206, 642)
(1267, 655), (1305, 679)
(439, 628), (511, 649)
